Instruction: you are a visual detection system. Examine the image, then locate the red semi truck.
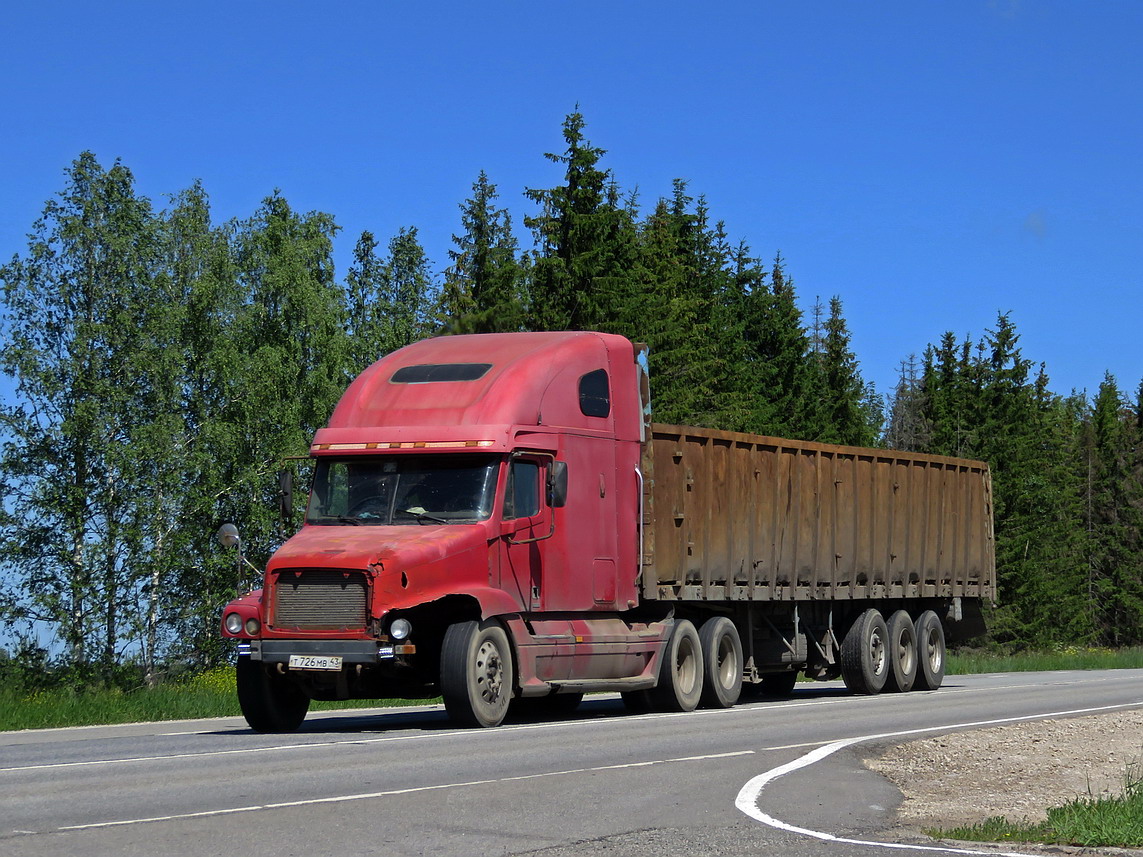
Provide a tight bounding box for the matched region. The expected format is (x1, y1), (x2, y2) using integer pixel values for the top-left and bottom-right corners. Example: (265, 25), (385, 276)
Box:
(221, 331), (995, 731)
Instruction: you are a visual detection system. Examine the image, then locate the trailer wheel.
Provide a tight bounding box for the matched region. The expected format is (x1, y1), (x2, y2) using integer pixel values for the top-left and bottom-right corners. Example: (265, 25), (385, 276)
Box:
(884, 610), (918, 693)
(236, 655), (310, 733)
(698, 617), (743, 708)
(840, 608), (889, 694)
(440, 619), (514, 727)
(649, 619), (704, 712)
(914, 610), (946, 691)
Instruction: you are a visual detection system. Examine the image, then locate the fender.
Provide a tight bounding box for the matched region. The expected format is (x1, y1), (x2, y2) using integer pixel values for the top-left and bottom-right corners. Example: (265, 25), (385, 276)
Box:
(220, 589), (263, 638)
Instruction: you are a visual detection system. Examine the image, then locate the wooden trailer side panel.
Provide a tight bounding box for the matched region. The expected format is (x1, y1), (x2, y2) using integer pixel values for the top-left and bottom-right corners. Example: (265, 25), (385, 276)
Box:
(641, 424), (996, 603)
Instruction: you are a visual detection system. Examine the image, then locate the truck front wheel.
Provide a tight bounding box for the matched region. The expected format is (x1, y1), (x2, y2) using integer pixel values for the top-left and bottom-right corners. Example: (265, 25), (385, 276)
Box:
(840, 608), (889, 694)
(236, 655), (310, 733)
(698, 617), (743, 708)
(440, 620), (514, 727)
(649, 619), (704, 712)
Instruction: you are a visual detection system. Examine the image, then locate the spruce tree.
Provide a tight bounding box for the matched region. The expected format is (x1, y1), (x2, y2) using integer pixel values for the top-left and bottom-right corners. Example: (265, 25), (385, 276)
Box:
(524, 111), (635, 331)
(441, 172), (524, 334)
(1087, 375), (1143, 645)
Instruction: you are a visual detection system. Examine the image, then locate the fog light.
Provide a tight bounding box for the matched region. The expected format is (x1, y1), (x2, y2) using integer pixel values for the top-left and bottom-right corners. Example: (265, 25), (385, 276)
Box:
(389, 618), (412, 640)
(224, 612), (243, 634)
(244, 617), (261, 635)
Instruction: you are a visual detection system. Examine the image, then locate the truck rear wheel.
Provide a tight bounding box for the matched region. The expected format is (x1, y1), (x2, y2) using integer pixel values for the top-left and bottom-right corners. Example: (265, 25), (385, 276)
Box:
(914, 610), (946, 690)
(236, 655), (310, 733)
(884, 610), (918, 693)
(698, 617), (743, 708)
(840, 608), (889, 694)
(440, 619), (514, 727)
(649, 619), (703, 712)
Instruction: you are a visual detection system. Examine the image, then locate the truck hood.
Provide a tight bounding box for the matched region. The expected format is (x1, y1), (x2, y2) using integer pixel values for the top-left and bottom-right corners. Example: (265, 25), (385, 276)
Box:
(268, 523), (492, 573)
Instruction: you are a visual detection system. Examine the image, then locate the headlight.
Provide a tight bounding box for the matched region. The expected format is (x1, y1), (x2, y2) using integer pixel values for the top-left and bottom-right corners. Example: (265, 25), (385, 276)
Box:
(244, 617), (261, 636)
(389, 618), (412, 640)
(224, 612), (243, 634)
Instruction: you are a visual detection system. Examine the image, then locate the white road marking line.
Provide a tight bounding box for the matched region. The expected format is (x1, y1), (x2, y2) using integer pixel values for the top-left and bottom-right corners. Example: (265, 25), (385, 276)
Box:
(735, 700), (1143, 856)
(55, 750), (755, 831)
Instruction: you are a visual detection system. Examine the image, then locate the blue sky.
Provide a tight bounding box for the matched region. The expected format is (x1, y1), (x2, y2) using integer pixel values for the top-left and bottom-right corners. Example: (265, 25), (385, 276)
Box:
(2, 1), (1140, 403)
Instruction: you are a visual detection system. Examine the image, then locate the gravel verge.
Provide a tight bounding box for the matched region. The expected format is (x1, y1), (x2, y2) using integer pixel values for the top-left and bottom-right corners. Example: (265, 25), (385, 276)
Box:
(866, 708), (1143, 848)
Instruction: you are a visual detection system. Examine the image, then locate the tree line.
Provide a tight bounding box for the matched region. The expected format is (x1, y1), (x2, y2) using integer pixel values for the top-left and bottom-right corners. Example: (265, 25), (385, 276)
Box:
(1, 112), (1140, 685)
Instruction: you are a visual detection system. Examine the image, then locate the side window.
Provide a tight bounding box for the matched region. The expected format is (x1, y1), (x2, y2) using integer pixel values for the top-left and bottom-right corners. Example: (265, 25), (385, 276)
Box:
(579, 369), (610, 418)
(504, 460), (540, 519)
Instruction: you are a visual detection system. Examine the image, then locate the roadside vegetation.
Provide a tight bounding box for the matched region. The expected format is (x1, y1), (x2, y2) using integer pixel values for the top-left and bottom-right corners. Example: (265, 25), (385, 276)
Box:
(0, 663), (418, 732)
(948, 645), (1143, 675)
(927, 764), (1143, 849)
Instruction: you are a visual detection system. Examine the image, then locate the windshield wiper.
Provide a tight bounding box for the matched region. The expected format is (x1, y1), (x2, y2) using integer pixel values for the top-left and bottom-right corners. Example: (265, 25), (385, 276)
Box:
(403, 508), (448, 525)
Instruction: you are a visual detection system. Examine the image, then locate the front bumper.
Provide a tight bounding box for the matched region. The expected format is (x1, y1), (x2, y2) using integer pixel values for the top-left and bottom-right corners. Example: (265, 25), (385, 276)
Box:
(239, 639), (414, 663)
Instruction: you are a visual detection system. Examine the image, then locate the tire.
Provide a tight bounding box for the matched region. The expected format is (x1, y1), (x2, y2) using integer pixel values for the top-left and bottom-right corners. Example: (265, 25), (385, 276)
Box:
(914, 610), (946, 691)
(840, 608), (889, 694)
(649, 619), (704, 712)
(440, 619), (515, 727)
(884, 610), (918, 693)
(759, 670), (799, 698)
(236, 655), (310, 733)
(698, 617), (743, 708)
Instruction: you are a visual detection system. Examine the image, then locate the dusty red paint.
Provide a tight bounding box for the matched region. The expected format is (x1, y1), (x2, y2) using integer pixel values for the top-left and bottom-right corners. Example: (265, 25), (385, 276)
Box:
(221, 332), (652, 683)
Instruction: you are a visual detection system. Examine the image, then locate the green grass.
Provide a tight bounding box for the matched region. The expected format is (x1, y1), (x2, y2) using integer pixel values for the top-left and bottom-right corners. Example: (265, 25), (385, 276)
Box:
(948, 645), (1143, 675)
(0, 666), (428, 732)
(927, 765), (1143, 849)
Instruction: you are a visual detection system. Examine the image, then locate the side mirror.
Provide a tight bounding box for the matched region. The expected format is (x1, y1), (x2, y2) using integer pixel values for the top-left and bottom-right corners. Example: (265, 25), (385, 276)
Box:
(278, 469), (294, 520)
(548, 461), (568, 508)
(216, 523), (241, 549)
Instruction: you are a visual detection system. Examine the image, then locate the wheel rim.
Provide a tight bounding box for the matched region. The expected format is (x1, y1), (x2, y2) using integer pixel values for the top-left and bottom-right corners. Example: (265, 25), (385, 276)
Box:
(923, 628), (942, 673)
(869, 628), (886, 676)
(677, 639), (698, 694)
(898, 635), (916, 674)
(475, 639), (504, 705)
(716, 636), (736, 688)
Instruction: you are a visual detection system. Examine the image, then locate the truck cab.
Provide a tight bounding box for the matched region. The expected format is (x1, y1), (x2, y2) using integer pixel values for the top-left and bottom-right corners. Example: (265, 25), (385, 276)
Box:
(222, 331), (672, 730)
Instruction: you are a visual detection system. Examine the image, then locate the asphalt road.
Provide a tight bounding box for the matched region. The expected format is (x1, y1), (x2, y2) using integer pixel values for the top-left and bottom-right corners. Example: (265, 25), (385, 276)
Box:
(3, 669), (1142, 857)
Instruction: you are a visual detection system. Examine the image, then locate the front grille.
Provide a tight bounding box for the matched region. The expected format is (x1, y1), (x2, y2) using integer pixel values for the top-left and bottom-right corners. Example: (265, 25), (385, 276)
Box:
(272, 569), (368, 631)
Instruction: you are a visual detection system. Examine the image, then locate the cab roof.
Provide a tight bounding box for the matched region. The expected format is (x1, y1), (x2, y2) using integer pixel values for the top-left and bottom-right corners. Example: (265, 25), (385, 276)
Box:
(314, 331), (642, 446)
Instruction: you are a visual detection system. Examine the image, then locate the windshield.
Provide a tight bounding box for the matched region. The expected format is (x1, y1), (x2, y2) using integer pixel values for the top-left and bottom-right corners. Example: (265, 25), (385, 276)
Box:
(305, 454), (500, 525)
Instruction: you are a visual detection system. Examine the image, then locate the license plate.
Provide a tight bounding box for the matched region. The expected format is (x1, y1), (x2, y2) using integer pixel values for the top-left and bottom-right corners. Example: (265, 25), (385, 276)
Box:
(287, 654), (343, 671)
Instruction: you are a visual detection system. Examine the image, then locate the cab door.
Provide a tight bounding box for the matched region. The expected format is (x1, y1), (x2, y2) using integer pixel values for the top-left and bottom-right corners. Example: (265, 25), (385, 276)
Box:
(498, 456), (550, 612)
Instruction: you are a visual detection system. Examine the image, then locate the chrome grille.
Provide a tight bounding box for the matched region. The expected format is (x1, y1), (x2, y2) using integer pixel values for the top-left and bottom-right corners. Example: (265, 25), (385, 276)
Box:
(272, 569), (368, 631)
